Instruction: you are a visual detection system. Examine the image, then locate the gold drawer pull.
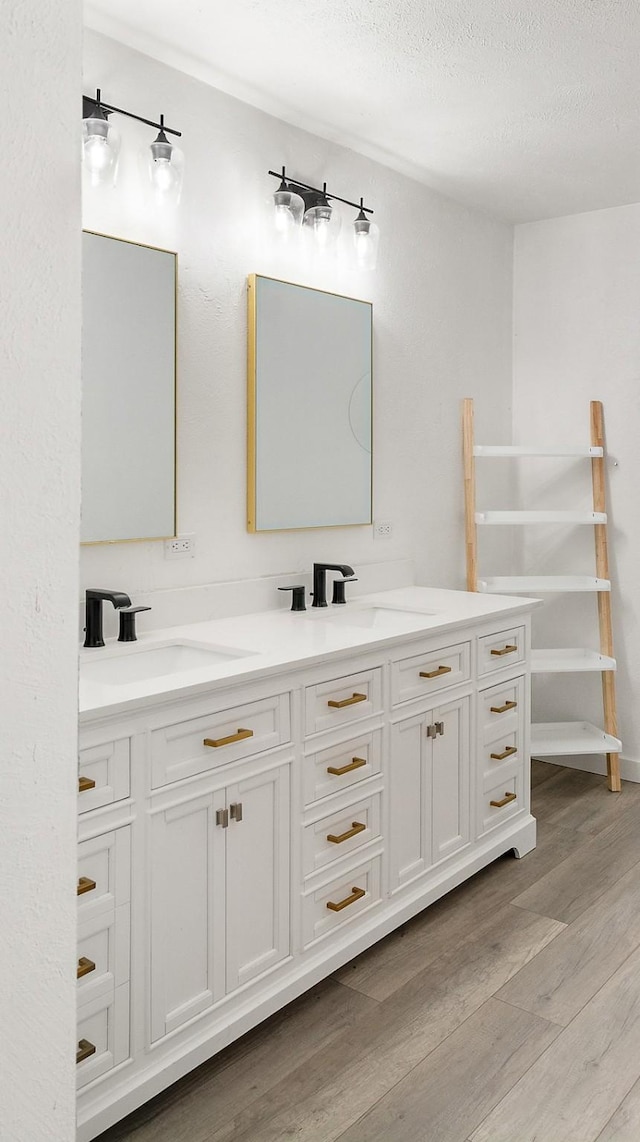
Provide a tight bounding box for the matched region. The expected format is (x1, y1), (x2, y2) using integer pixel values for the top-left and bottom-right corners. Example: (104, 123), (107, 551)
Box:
(78, 775), (96, 793)
(204, 728), (254, 748)
(77, 877), (96, 896)
(490, 745), (518, 761)
(419, 665), (452, 679)
(327, 756), (366, 777)
(490, 791), (517, 808)
(490, 700), (517, 714)
(77, 957), (96, 979)
(327, 692), (366, 709)
(491, 644), (518, 657)
(76, 1039), (96, 1064)
(326, 886), (366, 912)
(327, 821), (366, 845)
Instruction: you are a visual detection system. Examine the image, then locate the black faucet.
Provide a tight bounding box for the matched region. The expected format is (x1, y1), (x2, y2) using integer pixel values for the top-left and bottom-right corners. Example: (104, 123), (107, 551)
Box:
(84, 588), (132, 648)
(311, 563), (355, 608)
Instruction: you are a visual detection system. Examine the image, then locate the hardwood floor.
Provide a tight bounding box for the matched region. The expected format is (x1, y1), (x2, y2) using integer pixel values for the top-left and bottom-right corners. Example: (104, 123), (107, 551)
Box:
(97, 763), (640, 1142)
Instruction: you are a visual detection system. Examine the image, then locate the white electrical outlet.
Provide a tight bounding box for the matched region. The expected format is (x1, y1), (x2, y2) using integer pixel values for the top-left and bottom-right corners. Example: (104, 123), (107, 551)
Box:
(374, 521), (393, 539)
(164, 534), (195, 559)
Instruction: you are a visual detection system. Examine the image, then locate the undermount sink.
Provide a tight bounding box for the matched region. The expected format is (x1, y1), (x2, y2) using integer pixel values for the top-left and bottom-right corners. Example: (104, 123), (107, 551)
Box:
(80, 641), (253, 687)
(310, 606), (438, 630)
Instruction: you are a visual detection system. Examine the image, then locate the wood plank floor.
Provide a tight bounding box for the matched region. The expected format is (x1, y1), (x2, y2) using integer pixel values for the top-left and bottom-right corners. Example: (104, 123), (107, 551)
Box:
(96, 763), (640, 1142)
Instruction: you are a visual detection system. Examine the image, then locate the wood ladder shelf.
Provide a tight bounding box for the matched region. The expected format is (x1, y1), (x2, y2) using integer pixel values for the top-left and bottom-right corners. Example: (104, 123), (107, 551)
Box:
(462, 398), (621, 792)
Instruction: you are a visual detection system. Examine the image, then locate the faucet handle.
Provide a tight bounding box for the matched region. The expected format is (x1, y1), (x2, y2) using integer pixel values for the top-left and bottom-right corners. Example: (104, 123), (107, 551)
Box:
(278, 585), (306, 612)
(118, 605), (151, 643)
(331, 578), (358, 605)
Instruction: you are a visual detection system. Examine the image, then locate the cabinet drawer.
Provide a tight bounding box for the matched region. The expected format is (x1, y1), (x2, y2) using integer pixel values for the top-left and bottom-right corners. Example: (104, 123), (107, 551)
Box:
(77, 827), (131, 919)
(77, 738), (130, 815)
(480, 676), (525, 742)
(305, 669), (382, 737)
(391, 641), (471, 707)
(302, 854), (382, 948)
(482, 730), (522, 779)
(303, 790), (382, 877)
(479, 771), (524, 836)
(76, 983), (130, 1090)
(304, 729), (382, 807)
(478, 626), (526, 677)
(77, 904), (130, 1005)
(151, 693), (291, 787)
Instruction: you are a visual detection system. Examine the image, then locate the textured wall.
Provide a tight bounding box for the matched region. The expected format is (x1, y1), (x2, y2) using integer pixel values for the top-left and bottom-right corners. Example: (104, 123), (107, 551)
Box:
(0, 1), (81, 1138)
(513, 204), (640, 771)
(81, 30), (514, 633)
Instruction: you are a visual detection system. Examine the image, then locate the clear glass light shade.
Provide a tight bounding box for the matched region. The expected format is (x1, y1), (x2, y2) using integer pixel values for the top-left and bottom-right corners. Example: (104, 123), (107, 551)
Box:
(146, 134), (184, 206)
(82, 116), (120, 186)
(303, 202), (341, 251)
(353, 215), (380, 271)
(273, 187), (304, 234)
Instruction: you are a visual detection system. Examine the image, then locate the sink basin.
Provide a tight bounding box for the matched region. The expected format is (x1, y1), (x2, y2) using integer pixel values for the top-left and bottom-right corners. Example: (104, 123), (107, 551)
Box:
(309, 606), (437, 631)
(81, 641), (252, 687)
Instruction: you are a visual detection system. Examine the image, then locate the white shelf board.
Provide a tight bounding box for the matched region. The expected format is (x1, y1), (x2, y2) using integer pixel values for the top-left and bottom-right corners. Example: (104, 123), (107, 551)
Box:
(531, 721), (621, 756)
(474, 445), (603, 458)
(531, 648), (617, 673)
(478, 576), (611, 594)
(476, 511), (606, 525)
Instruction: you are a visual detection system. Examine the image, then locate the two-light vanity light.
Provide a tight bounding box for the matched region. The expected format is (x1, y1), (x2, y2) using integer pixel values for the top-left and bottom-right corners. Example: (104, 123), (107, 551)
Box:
(270, 167), (379, 270)
(82, 89), (184, 205)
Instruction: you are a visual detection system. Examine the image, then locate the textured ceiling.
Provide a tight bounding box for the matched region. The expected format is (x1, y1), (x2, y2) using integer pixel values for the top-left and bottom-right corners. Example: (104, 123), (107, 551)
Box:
(85, 0), (640, 222)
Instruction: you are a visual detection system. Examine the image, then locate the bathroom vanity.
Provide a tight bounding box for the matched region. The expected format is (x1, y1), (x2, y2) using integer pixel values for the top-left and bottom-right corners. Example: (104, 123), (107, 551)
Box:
(76, 586), (539, 1139)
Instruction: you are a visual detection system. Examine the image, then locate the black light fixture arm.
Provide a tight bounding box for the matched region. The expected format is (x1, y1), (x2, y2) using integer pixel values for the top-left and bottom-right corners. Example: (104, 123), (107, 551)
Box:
(268, 167), (373, 215)
(84, 88), (182, 138)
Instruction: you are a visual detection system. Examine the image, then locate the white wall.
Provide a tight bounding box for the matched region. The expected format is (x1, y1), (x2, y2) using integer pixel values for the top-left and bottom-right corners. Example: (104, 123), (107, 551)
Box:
(0, 1), (81, 1138)
(81, 30), (515, 635)
(513, 203), (640, 771)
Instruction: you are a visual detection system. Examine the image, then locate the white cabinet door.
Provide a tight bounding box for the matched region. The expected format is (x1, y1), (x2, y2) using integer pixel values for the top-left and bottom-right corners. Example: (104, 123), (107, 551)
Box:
(149, 789), (226, 1042)
(389, 712), (432, 892)
(225, 762), (290, 993)
(431, 695), (470, 864)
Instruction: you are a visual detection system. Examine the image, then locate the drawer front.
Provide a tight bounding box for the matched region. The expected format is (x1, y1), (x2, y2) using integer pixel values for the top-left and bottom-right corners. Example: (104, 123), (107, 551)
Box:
(391, 641), (471, 707)
(76, 983), (130, 1090)
(305, 669), (382, 737)
(480, 675), (525, 742)
(303, 790), (382, 877)
(302, 854), (382, 948)
(478, 626), (526, 677)
(77, 904), (130, 1006)
(77, 738), (130, 815)
(482, 729), (522, 780)
(479, 770), (524, 836)
(151, 693), (291, 787)
(304, 729), (382, 806)
(77, 827), (131, 919)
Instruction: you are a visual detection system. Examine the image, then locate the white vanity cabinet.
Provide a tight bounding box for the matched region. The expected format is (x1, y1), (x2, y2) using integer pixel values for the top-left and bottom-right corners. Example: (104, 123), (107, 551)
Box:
(77, 600), (537, 1141)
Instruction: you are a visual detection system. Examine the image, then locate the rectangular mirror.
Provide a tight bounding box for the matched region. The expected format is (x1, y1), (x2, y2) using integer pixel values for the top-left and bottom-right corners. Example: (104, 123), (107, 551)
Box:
(247, 274), (372, 531)
(81, 231), (177, 544)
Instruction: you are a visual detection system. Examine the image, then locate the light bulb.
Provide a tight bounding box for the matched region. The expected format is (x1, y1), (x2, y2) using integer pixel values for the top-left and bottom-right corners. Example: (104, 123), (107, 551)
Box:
(314, 213), (332, 247)
(147, 128), (184, 205)
(353, 208), (379, 271)
(273, 180), (304, 235)
(82, 114), (120, 187)
(303, 199), (339, 251)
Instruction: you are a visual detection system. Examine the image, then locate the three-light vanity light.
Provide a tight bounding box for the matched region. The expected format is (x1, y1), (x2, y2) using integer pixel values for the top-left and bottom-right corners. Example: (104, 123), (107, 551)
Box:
(82, 89), (184, 205)
(269, 167), (379, 270)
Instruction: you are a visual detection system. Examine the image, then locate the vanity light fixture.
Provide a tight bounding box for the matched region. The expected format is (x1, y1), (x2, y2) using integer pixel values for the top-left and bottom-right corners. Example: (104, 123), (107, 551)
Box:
(83, 90), (184, 202)
(268, 167), (378, 268)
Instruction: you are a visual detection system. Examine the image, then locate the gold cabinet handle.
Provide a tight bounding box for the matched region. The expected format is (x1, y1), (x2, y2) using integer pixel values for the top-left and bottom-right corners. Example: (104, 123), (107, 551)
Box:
(490, 700), (518, 714)
(204, 728), (254, 748)
(77, 957), (96, 979)
(326, 886), (366, 912)
(490, 791), (517, 808)
(77, 877), (96, 896)
(490, 745), (518, 760)
(78, 775), (96, 793)
(327, 756), (366, 777)
(326, 821), (366, 845)
(491, 644), (518, 657)
(327, 692), (367, 709)
(419, 665), (452, 679)
(76, 1039), (96, 1064)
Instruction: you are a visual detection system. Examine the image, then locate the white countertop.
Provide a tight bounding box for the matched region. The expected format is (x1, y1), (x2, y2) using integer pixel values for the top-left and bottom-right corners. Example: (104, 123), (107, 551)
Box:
(79, 586), (541, 720)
